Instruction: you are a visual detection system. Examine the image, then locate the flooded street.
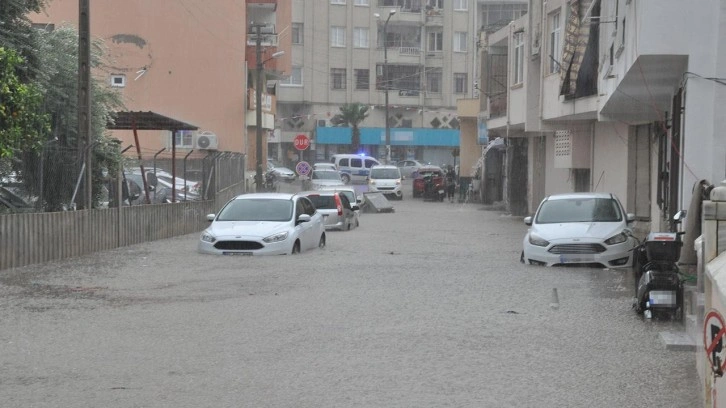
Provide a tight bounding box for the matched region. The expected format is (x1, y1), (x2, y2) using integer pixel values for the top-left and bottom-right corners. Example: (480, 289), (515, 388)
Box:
(0, 187), (701, 407)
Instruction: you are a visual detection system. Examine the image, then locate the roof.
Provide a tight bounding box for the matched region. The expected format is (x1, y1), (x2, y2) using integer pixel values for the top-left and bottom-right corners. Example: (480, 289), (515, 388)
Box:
(545, 192), (614, 201)
(108, 111), (198, 131)
(233, 193), (296, 200)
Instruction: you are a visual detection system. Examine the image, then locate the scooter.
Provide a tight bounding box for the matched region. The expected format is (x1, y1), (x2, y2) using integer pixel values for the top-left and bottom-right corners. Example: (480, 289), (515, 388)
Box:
(264, 170), (279, 192)
(422, 176), (445, 202)
(632, 210), (687, 320)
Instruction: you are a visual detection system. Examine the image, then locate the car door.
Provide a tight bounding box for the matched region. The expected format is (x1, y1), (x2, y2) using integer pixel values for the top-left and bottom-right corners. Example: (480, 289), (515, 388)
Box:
(338, 193), (356, 230)
(297, 197), (318, 250)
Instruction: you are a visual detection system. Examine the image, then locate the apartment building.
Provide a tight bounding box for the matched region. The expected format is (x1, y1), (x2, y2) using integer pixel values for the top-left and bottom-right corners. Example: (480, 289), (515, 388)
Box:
(275, 0), (523, 167)
(31, 0), (291, 170)
(476, 0), (725, 224)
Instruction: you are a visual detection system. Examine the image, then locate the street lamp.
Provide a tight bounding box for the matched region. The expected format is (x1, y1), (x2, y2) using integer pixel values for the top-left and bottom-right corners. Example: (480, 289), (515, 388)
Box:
(375, 9), (397, 164)
(253, 22), (284, 192)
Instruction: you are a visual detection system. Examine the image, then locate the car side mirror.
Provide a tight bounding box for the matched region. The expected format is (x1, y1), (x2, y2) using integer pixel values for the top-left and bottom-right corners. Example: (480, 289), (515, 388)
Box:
(524, 216), (532, 226)
(626, 213), (636, 224)
(351, 205), (360, 211)
(206, 214), (215, 222)
(297, 213), (312, 224)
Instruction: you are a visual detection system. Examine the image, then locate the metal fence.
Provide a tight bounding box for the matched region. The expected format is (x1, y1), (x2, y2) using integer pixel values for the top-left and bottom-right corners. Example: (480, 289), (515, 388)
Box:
(0, 151), (246, 271)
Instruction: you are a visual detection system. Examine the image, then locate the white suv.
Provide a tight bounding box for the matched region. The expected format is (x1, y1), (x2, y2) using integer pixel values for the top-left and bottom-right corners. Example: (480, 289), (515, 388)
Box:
(367, 165), (403, 200)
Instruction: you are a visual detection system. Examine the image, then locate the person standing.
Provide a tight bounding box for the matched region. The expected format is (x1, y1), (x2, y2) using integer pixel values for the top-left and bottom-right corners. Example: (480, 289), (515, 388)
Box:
(445, 166), (456, 203)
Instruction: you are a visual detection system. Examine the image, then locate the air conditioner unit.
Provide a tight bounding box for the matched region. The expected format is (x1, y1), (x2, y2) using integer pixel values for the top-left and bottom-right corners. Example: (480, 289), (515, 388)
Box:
(195, 131), (218, 150)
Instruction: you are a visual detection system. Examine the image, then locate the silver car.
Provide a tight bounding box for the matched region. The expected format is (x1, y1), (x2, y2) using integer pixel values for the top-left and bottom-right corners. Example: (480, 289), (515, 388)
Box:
(303, 169), (346, 190)
(299, 190), (359, 231)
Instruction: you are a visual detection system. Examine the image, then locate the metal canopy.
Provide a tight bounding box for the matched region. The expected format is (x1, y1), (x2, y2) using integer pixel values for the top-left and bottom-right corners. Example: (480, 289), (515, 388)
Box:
(108, 111), (198, 131)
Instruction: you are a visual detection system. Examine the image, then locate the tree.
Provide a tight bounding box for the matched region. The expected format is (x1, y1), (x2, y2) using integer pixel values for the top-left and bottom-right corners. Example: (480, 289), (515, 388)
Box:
(13, 25), (124, 210)
(0, 47), (50, 158)
(330, 103), (369, 154)
(0, 0), (48, 78)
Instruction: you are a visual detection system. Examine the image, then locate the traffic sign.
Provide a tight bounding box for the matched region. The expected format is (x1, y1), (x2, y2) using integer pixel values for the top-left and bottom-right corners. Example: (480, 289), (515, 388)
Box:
(295, 161), (311, 176)
(294, 134), (310, 151)
(704, 309), (726, 376)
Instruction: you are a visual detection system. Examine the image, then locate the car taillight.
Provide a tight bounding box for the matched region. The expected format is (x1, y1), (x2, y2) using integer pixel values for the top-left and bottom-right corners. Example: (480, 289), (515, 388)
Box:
(335, 194), (343, 216)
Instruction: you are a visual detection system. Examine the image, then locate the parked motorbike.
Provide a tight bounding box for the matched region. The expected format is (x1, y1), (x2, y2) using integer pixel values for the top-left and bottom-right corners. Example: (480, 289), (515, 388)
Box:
(422, 175), (445, 202)
(632, 210), (687, 320)
(264, 170), (279, 192)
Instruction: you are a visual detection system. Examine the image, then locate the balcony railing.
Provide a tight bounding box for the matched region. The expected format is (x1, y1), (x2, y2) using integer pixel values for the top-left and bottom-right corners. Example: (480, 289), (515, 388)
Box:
(399, 47), (421, 56)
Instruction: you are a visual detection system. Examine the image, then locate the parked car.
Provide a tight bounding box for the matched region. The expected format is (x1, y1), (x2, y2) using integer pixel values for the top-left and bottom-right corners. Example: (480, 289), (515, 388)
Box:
(521, 192), (636, 268)
(0, 186), (34, 213)
(299, 190), (359, 231)
(318, 185), (364, 219)
(367, 165), (403, 200)
(198, 192), (326, 255)
(123, 172), (172, 204)
(126, 168), (201, 201)
(267, 162), (296, 182)
(303, 169), (346, 190)
(330, 154), (380, 184)
(412, 166), (445, 198)
(313, 162), (338, 171)
(396, 159), (427, 178)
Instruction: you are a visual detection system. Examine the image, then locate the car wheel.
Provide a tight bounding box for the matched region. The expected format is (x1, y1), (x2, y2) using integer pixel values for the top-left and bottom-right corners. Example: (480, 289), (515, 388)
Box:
(318, 233), (326, 248)
(341, 174), (351, 184)
(291, 241), (301, 254)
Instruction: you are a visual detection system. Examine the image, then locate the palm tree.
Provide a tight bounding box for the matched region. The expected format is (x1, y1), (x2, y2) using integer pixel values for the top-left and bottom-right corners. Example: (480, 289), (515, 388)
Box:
(330, 103), (369, 154)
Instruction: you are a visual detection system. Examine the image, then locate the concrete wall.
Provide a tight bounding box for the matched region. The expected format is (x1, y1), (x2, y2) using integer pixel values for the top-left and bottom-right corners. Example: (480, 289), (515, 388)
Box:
(592, 121), (630, 205)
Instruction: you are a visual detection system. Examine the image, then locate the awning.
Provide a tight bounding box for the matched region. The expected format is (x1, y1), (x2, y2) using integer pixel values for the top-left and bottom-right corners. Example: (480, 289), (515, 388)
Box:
(107, 111), (198, 131)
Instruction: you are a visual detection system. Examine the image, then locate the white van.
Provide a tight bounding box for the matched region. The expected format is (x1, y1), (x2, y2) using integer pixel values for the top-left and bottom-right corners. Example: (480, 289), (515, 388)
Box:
(368, 165), (403, 200)
(330, 154), (380, 184)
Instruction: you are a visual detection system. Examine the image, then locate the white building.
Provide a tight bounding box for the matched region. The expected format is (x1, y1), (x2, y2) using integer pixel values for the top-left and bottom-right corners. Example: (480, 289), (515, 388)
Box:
(479, 0), (725, 228)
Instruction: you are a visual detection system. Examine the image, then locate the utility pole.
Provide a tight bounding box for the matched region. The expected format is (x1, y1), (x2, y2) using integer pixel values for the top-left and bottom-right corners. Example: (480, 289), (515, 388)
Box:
(253, 23), (265, 192)
(78, 0), (92, 209)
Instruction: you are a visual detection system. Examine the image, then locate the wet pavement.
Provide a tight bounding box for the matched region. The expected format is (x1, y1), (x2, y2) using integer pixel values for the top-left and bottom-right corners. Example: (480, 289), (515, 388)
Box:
(0, 183), (702, 407)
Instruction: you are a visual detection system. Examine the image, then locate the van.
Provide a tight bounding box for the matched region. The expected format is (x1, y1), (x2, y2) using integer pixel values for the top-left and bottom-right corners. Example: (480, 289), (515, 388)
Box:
(330, 154), (380, 184)
(367, 165), (403, 200)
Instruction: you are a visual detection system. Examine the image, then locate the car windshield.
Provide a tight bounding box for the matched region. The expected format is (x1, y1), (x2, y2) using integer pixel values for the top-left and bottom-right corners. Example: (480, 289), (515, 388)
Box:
(216, 198), (292, 222)
(370, 169), (400, 179)
(312, 171), (340, 180)
(535, 198), (622, 224)
(305, 194), (336, 210)
(418, 170), (442, 177)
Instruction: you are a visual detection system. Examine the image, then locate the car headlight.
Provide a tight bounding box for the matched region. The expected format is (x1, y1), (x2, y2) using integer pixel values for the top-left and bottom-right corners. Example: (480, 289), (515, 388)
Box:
(528, 232), (550, 247)
(605, 232), (628, 245)
(263, 231), (289, 243)
(201, 232), (216, 243)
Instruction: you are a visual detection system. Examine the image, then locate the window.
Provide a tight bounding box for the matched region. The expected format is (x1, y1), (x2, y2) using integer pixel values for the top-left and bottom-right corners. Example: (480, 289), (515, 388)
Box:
(292, 23), (303, 45)
(331, 68), (346, 90)
(427, 0), (443, 8)
(331, 26), (346, 47)
(331, 0), (346, 4)
(110, 74), (125, 87)
(353, 27), (369, 48)
(426, 69), (442, 93)
(549, 11), (561, 74)
(453, 0), (467, 11)
(355, 69), (369, 90)
(173, 130), (194, 148)
(280, 66), (303, 86)
(513, 31), (524, 84)
(428, 31), (443, 52)
(354, 0), (369, 5)
(453, 32), (467, 52)
(454, 73), (467, 94)
(351, 158), (362, 168)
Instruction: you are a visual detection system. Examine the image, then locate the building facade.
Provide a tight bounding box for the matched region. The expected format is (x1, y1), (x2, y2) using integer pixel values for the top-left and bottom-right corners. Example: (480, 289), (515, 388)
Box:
(275, 0), (518, 168)
(31, 0), (291, 170)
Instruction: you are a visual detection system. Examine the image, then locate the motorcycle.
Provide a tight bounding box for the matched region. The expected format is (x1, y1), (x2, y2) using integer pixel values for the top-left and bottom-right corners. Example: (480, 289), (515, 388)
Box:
(264, 170), (279, 192)
(422, 175), (445, 202)
(632, 210), (687, 320)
